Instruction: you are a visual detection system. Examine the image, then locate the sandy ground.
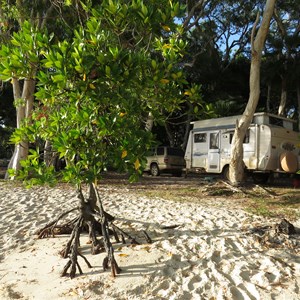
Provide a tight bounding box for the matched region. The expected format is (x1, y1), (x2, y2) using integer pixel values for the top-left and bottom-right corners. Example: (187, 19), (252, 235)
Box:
(0, 179), (299, 300)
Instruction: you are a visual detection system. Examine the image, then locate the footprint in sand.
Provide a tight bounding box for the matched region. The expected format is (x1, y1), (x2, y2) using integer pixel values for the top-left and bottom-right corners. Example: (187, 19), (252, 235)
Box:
(186, 274), (202, 291)
(238, 282), (261, 299)
(229, 286), (249, 299)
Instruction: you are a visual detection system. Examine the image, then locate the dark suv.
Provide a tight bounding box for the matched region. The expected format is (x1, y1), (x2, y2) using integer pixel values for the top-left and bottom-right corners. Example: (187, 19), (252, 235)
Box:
(145, 146), (186, 176)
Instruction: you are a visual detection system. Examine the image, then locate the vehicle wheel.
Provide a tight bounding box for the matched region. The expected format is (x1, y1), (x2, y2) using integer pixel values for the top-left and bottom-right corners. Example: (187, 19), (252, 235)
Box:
(222, 165), (230, 181)
(252, 173), (269, 184)
(150, 163), (160, 176)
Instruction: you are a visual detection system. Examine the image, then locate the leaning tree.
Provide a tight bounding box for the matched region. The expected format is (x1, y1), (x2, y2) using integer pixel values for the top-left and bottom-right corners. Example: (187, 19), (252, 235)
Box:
(9, 0), (199, 278)
(229, 0), (276, 185)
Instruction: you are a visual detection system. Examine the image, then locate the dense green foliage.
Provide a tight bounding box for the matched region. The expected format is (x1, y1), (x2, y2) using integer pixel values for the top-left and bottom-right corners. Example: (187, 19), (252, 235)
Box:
(7, 0), (202, 185)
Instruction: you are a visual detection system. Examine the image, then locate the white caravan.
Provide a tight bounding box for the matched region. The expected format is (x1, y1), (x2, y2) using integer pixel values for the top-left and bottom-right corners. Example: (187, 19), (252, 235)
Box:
(184, 112), (300, 182)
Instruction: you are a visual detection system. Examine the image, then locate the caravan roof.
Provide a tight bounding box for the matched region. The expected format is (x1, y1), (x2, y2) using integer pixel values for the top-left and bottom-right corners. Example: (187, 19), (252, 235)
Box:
(191, 112), (297, 131)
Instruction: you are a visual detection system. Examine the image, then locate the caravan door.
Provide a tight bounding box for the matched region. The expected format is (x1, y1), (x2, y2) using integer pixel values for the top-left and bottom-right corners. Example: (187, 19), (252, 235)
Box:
(207, 131), (221, 173)
(191, 132), (208, 170)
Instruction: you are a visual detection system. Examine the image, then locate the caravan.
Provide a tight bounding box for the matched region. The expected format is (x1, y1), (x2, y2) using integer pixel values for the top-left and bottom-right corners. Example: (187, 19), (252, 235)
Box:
(184, 113), (300, 182)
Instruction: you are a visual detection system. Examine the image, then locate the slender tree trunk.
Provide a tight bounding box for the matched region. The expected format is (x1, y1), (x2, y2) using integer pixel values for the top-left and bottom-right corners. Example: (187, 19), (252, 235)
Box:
(4, 3), (53, 179)
(5, 78), (36, 179)
(145, 112), (154, 132)
(229, 0), (276, 185)
(165, 122), (175, 147)
(44, 140), (54, 167)
(297, 85), (300, 131)
(182, 103), (193, 150)
(266, 82), (271, 112)
(5, 79), (23, 178)
(278, 76), (287, 116)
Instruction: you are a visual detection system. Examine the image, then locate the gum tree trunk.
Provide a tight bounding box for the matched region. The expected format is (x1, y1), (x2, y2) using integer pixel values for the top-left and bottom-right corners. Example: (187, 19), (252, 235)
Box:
(297, 85), (300, 131)
(5, 78), (36, 178)
(145, 112), (154, 132)
(4, 2), (54, 179)
(278, 73), (287, 116)
(229, 0), (276, 185)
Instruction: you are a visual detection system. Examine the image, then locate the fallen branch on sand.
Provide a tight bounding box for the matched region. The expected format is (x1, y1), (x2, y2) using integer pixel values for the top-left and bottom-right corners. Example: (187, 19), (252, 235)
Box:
(250, 219), (300, 252)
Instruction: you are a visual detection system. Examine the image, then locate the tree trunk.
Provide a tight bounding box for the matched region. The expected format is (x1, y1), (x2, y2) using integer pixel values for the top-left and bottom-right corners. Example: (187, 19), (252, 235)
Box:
(229, 0), (276, 185)
(182, 103), (193, 150)
(145, 112), (154, 132)
(165, 122), (175, 147)
(278, 76), (287, 116)
(266, 82), (271, 112)
(44, 140), (54, 167)
(4, 3), (54, 179)
(297, 85), (300, 131)
(5, 78), (36, 179)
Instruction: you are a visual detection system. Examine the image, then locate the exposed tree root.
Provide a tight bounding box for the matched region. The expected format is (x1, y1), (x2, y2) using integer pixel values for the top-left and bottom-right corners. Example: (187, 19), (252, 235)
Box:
(36, 208), (79, 238)
(36, 183), (150, 278)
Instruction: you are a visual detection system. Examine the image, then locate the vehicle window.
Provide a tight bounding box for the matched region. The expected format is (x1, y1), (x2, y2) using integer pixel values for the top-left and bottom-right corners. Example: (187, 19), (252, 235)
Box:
(167, 148), (184, 156)
(209, 133), (219, 149)
(229, 130), (250, 144)
(157, 147), (164, 155)
(194, 133), (206, 143)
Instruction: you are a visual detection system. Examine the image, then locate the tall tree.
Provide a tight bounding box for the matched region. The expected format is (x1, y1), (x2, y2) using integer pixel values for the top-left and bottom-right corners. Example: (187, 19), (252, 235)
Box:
(229, 0), (276, 185)
(0, 0), (96, 177)
(273, 2), (300, 116)
(0, 0), (56, 177)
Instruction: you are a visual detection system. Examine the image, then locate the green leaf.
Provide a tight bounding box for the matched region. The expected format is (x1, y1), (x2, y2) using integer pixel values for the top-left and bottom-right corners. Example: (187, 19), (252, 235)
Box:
(52, 74), (65, 82)
(75, 65), (84, 73)
(44, 61), (54, 68)
(141, 3), (148, 17)
(11, 39), (21, 47)
(105, 65), (111, 77)
(108, 0), (117, 14)
(97, 53), (105, 63)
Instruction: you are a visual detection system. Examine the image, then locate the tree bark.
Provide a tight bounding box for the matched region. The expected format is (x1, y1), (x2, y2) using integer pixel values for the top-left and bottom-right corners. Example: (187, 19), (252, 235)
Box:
(297, 85), (300, 131)
(266, 82), (271, 112)
(5, 78), (36, 179)
(145, 112), (154, 132)
(44, 140), (54, 167)
(5, 2), (54, 179)
(278, 73), (287, 116)
(229, 0), (276, 185)
(165, 122), (175, 147)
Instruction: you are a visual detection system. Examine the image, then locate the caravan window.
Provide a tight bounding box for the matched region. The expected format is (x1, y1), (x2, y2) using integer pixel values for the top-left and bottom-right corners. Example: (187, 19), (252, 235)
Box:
(229, 130), (250, 144)
(194, 133), (207, 143)
(210, 133), (219, 149)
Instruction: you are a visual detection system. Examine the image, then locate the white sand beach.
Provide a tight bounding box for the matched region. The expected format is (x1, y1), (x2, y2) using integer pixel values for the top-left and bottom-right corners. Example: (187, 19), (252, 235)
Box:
(0, 179), (299, 300)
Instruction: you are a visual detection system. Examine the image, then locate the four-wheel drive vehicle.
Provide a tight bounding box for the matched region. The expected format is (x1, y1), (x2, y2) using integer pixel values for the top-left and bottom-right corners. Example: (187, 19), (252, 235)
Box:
(144, 146), (186, 176)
